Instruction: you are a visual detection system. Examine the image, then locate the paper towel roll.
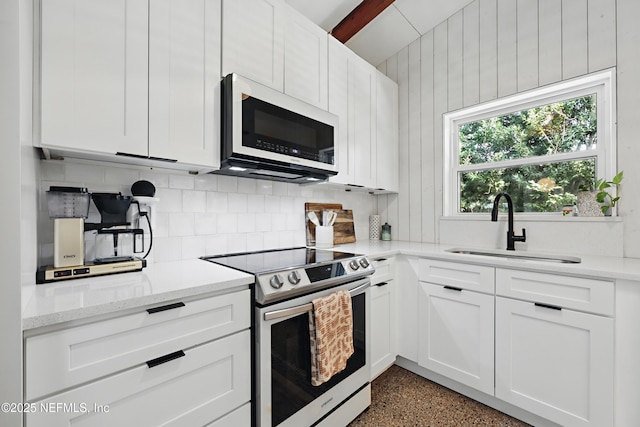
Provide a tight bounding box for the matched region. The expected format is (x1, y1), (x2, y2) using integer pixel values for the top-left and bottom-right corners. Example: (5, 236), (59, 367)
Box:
(369, 215), (381, 240)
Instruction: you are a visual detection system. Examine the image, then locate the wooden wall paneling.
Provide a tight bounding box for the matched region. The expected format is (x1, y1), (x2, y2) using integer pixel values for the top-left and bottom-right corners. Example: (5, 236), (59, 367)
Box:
(538, 0), (562, 85)
(562, 0), (589, 79)
(386, 53), (399, 82)
(408, 39), (422, 242)
(447, 10), (464, 111)
(587, 0), (616, 72)
(433, 22), (448, 234)
(516, 0), (538, 92)
(497, 0), (517, 97)
(420, 30), (436, 243)
(397, 46), (410, 242)
(617, 0), (640, 259)
(463, 1), (480, 107)
(479, 0), (498, 102)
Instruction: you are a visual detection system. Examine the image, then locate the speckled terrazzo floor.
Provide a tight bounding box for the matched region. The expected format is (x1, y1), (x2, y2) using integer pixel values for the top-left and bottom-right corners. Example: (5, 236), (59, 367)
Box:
(348, 365), (531, 427)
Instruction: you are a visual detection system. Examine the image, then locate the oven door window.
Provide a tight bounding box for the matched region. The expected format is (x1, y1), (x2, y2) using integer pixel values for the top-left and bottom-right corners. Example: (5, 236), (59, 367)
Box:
(270, 292), (365, 426)
(242, 96), (335, 165)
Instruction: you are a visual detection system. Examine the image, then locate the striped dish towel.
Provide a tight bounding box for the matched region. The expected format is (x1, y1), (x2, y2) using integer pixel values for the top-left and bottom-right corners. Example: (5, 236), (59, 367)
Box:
(309, 290), (354, 386)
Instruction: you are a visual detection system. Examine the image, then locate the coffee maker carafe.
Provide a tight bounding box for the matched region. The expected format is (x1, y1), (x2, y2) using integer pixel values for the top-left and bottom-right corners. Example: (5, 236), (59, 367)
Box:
(46, 187), (91, 268)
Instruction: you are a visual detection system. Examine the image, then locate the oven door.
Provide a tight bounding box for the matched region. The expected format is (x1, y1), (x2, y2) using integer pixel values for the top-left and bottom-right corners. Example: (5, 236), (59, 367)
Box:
(256, 278), (370, 427)
(224, 73), (338, 173)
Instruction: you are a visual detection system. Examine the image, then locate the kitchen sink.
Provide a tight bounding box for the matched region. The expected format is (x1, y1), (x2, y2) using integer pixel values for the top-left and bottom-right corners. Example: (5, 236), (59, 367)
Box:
(446, 248), (582, 264)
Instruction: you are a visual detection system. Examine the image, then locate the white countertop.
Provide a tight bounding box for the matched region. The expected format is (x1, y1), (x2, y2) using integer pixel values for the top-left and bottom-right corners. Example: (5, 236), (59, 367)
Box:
(22, 259), (254, 330)
(23, 241), (640, 331)
(336, 240), (640, 281)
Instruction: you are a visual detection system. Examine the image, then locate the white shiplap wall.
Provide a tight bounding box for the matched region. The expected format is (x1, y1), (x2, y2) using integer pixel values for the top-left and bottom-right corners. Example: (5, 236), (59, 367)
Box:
(376, 0), (639, 257)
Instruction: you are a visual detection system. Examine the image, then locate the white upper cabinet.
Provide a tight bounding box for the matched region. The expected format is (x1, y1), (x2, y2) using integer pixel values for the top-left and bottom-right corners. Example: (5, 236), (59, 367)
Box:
(283, 6), (328, 109)
(149, 0), (221, 167)
(221, 0), (285, 91)
(222, 0), (328, 109)
(328, 36), (398, 191)
(40, 0), (149, 157)
(376, 73), (399, 192)
(38, 0), (221, 171)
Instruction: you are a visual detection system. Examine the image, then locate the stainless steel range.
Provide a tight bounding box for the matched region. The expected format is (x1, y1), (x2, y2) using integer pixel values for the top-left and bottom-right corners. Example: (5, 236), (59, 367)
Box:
(203, 247), (374, 427)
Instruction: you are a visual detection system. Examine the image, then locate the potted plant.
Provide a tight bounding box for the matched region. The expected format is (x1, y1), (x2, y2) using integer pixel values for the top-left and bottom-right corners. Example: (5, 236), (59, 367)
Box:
(595, 171), (624, 215)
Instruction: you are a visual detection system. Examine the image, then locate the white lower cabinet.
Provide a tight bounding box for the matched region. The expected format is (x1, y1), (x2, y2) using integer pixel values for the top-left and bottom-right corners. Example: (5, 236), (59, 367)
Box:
(24, 290), (251, 427)
(417, 282), (494, 395)
(370, 279), (396, 379)
(495, 296), (614, 427)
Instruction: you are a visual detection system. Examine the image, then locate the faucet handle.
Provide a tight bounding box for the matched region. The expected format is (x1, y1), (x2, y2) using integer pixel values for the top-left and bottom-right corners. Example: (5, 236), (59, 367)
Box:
(514, 228), (527, 243)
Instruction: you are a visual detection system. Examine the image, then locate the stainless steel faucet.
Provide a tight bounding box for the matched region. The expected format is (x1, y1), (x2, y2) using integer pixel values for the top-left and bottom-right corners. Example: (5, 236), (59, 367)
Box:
(491, 192), (526, 251)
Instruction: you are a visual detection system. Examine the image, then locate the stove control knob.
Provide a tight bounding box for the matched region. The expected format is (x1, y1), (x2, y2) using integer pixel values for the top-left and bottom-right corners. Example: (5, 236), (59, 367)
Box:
(359, 258), (370, 269)
(349, 260), (360, 271)
(270, 274), (284, 289)
(288, 271), (301, 285)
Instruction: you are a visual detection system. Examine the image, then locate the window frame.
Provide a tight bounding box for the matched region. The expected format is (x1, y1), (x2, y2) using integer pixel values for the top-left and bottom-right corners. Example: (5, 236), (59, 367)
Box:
(443, 68), (617, 217)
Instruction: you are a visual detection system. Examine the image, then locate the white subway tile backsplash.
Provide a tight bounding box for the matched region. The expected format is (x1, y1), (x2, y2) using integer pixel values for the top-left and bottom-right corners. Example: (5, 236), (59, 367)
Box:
(207, 192), (228, 213)
(156, 188), (182, 213)
(217, 175), (238, 193)
(153, 237), (183, 262)
(237, 213), (256, 232)
(237, 177), (257, 194)
(169, 213), (195, 237)
(181, 236), (206, 259)
(217, 213), (238, 233)
(228, 193), (248, 213)
(194, 174), (217, 191)
(183, 190), (206, 213)
(194, 213), (217, 235)
(37, 163), (377, 265)
(255, 179), (273, 195)
(169, 174), (195, 190)
(247, 194), (265, 213)
(272, 181), (289, 196)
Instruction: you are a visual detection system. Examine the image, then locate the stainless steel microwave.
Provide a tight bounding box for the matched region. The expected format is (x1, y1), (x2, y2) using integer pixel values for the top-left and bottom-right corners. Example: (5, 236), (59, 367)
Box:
(216, 73), (338, 183)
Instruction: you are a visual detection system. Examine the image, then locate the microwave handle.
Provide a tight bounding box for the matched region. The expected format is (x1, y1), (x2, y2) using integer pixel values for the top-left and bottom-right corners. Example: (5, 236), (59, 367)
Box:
(264, 281), (370, 322)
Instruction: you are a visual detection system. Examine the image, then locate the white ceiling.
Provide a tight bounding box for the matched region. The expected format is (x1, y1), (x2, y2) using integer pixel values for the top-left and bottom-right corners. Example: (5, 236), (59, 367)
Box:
(285, 0), (473, 66)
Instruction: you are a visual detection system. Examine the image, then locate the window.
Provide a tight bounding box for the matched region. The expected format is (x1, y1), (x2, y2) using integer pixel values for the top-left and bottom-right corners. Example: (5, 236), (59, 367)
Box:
(444, 69), (616, 216)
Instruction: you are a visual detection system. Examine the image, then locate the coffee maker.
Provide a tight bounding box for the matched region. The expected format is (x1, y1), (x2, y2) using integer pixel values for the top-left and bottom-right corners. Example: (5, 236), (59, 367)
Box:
(47, 187), (91, 268)
(36, 190), (148, 284)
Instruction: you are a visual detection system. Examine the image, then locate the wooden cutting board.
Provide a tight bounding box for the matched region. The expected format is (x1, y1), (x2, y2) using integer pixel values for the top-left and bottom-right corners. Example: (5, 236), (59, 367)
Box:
(305, 203), (356, 246)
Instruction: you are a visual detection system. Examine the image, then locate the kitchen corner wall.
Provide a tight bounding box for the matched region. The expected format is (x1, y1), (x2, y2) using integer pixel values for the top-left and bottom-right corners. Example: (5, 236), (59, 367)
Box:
(376, 0), (637, 258)
(37, 160), (377, 265)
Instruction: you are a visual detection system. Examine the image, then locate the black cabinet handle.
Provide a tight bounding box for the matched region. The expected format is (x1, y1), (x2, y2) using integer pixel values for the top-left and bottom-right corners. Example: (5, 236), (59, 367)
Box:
(146, 350), (185, 368)
(375, 281), (388, 287)
(146, 302), (185, 314)
(444, 286), (463, 292)
(374, 258), (388, 262)
(534, 302), (562, 311)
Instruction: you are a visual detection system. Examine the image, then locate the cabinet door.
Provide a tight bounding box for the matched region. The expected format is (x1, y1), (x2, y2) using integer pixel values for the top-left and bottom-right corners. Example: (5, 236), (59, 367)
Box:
(40, 0), (148, 156)
(418, 282), (495, 395)
(349, 55), (377, 189)
(327, 37), (352, 185)
(495, 297), (613, 427)
(376, 73), (399, 192)
(27, 330), (251, 427)
(283, 6), (327, 109)
(370, 279), (396, 379)
(396, 256), (419, 362)
(149, 0), (220, 169)
(221, 0), (284, 91)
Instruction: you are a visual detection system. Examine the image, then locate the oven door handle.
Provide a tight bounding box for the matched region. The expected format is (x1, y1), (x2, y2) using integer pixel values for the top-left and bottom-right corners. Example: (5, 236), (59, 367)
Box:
(263, 281), (370, 321)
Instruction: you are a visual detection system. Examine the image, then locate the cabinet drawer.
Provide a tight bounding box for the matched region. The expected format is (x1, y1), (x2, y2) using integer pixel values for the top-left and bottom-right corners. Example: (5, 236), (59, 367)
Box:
(371, 256), (395, 284)
(27, 330), (251, 427)
(496, 269), (613, 316)
(26, 290), (251, 401)
(419, 259), (494, 293)
(206, 403), (251, 427)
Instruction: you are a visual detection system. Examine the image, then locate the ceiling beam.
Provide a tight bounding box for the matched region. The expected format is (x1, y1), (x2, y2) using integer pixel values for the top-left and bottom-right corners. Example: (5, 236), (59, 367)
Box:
(331, 0), (395, 44)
